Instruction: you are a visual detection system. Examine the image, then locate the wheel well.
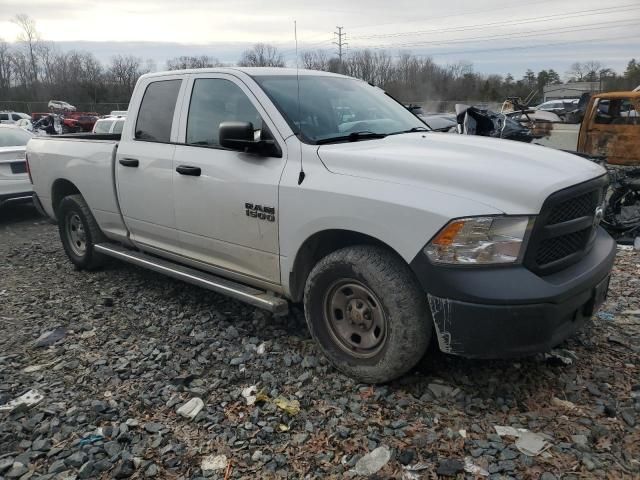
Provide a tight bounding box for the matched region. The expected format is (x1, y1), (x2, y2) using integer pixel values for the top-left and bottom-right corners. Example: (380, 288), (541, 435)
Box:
(289, 229), (400, 302)
(51, 179), (81, 216)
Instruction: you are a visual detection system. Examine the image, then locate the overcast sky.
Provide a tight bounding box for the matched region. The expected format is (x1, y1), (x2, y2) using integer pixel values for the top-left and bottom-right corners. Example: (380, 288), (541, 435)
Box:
(1, 0), (638, 78)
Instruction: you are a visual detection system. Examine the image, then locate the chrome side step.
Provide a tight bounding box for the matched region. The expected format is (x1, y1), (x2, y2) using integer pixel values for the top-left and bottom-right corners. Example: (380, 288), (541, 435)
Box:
(94, 243), (289, 315)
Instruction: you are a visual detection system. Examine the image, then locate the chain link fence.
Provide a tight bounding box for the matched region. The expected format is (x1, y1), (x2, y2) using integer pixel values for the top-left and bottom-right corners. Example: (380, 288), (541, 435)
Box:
(0, 101), (129, 115)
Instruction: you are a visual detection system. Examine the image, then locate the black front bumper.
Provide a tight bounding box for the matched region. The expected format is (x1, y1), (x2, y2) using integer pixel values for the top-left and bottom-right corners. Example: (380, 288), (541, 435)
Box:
(410, 228), (616, 358)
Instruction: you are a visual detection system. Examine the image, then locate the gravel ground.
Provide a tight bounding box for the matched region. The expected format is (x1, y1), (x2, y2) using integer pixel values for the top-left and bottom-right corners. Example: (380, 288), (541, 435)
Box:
(1, 204), (639, 480)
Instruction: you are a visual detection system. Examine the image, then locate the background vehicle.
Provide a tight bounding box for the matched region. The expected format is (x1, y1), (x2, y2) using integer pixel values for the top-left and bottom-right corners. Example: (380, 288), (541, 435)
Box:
(48, 100), (76, 112)
(577, 91), (640, 165)
(27, 68), (615, 383)
(0, 111), (32, 125)
(109, 110), (128, 117)
(0, 124), (33, 207)
(92, 117), (126, 134)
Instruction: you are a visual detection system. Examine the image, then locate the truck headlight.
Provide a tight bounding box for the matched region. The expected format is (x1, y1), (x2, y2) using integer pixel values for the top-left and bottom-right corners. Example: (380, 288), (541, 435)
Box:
(425, 216), (533, 265)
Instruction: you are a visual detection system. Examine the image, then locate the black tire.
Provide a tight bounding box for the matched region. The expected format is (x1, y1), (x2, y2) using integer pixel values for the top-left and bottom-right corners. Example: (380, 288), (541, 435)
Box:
(303, 245), (431, 383)
(57, 194), (106, 270)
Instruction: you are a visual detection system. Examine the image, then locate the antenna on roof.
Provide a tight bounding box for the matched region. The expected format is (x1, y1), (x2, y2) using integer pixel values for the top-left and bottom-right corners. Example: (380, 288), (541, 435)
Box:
(295, 20), (305, 185)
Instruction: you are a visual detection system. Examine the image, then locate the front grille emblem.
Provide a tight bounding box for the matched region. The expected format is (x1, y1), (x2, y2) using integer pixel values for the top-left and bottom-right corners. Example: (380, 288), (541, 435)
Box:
(593, 205), (604, 228)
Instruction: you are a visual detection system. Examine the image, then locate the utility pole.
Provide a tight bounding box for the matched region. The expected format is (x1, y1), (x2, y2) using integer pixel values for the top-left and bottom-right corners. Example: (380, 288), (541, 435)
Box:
(333, 26), (347, 73)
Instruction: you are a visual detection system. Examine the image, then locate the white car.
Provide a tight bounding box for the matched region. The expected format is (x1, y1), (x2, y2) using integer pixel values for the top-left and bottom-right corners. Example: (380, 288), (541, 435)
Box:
(48, 100), (76, 112)
(0, 111), (32, 125)
(0, 124), (33, 207)
(92, 117), (126, 134)
(27, 68), (615, 383)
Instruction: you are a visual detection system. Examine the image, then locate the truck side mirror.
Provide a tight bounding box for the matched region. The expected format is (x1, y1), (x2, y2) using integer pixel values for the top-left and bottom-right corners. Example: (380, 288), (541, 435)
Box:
(219, 121), (281, 158)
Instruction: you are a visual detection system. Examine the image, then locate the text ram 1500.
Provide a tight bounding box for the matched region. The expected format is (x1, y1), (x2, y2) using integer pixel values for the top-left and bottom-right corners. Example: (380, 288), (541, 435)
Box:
(26, 68), (616, 383)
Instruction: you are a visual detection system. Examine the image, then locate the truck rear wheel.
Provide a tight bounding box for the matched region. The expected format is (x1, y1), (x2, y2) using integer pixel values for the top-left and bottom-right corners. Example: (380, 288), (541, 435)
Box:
(57, 194), (106, 270)
(304, 245), (431, 383)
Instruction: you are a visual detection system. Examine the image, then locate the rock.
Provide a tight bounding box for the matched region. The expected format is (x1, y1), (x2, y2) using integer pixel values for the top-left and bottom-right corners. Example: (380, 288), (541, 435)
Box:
(620, 408), (636, 427)
(78, 461), (95, 479)
(145, 463), (159, 477)
(176, 397), (204, 420)
(352, 446), (391, 476)
(144, 422), (163, 433)
(436, 459), (464, 477)
(49, 459), (68, 474)
(428, 383), (457, 398)
(397, 449), (415, 465)
(6, 463), (29, 479)
(201, 454), (227, 472)
(292, 433), (309, 445)
(541, 473), (558, 480)
(571, 434), (588, 447)
(65, 451), (88, 467)
(34, 327), (67, 347)
(113, 459), (135, 478)
(251, 450), (263, 462)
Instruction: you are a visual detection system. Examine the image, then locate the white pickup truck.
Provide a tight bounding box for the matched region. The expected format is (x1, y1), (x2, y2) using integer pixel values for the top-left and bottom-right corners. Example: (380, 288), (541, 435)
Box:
(27, 68), (616, 383)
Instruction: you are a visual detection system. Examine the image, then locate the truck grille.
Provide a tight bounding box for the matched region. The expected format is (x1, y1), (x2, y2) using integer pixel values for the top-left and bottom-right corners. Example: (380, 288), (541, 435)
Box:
(524, 176), (608, 275)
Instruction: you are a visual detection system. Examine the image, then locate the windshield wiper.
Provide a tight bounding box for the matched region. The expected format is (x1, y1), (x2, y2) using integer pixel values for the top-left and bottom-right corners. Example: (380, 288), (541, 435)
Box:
(388, 126), (430, 136)
(315, 131), (388, 145)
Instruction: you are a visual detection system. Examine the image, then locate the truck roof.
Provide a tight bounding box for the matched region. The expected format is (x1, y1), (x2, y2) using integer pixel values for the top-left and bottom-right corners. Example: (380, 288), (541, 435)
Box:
(592, 91), (640, 100)
(140, 67), (348, 80)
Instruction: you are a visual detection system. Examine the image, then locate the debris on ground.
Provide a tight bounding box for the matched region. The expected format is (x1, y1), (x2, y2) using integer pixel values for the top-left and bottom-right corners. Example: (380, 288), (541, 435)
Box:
(201, 454), (227, 472)
(0, 209), (638, 478)
(175, 397), (204, 420)
(351, 445), (391, 476)
(273, 396), (300, 416)
(33, 326), (67, 347)
(0, 389), (44, 413)
(464, 456), (489, 476)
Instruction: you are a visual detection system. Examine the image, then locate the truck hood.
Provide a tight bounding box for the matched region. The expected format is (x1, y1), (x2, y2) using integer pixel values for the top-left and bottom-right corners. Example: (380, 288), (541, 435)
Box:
(317, 132), (606, 214)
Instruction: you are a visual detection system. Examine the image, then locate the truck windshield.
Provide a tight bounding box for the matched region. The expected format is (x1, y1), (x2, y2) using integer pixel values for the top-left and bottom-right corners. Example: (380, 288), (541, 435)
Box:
(253, 75), (428, 144)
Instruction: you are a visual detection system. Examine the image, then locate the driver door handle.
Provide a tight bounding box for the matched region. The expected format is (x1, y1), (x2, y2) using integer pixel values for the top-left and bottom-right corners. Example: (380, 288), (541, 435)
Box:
(176, 165), (201, 176)
(119, 158), (139, 167)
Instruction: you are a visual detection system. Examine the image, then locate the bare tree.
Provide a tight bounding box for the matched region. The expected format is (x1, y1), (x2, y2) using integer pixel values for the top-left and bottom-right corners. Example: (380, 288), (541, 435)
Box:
(0, 39), (12, 92)
(567, 61), (603, 82)
(12, 14), (40, 86)
(166, 55), (222, 70)
(108, 55), (148, 98)
(238, 44), (285, 67)
(300, 50), (329, 71)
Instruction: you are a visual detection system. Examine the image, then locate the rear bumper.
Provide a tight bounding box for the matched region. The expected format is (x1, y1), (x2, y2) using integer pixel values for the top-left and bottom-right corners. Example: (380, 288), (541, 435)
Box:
(0, 191), (33, 207)
(410, 228), (616, 358)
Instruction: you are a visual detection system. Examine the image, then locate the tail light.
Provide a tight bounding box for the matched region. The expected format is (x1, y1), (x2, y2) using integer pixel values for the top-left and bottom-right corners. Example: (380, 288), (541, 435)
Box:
(25, 152), (33, 184)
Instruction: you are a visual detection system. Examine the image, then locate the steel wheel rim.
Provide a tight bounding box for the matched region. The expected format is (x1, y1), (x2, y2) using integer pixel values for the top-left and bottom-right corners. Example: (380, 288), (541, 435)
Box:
(66, 213), (87, 256)
(323, 279), (387, 358)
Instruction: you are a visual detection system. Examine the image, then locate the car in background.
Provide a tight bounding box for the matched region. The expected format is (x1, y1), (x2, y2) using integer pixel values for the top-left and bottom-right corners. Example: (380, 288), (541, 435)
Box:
(48, 100), (76, 112)
(0, 111), (32, 125)
(109, 110), (128, 117)
(535, 99), (579, 115)
(0, 124), (33, 208)
(92, 116), (126, 134)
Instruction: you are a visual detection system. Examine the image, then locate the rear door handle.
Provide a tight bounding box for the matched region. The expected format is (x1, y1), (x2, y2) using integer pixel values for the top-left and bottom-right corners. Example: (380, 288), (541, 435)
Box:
(176, 165), (201, 176)
(119, 158), (139, 167)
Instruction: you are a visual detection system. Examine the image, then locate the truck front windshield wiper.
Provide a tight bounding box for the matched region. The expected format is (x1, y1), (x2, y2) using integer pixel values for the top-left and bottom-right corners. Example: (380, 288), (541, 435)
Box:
(315, 131), (388, 145)
(388, 126), (430, 136)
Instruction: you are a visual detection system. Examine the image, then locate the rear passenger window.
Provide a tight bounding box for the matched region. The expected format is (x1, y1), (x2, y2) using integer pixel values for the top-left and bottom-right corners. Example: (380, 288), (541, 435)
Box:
(95, 120), (113, 134)
(135, 80), (181, 142)
(113, 120), (124, 134)
(186, 79), (263, 147)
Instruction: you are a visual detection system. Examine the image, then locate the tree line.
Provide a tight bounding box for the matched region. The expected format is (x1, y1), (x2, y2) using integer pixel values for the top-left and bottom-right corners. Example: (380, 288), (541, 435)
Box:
(1, 15), (639, 111)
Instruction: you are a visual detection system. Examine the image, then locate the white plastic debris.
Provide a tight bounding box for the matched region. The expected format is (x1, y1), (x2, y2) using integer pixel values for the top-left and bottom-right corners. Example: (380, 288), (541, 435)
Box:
(464, 457), (489, 476)
(176, 397), (204, 420)
(241, 385), (258, 405)
(551, 397), (576, 410)
(494, 425), (527, 437)
(0, 389), (44, 413)
(352, 445), (391, 476)
(515, 431), (549, 456)
(256, 343), (266, 355)
(494, 425), (550, 457)
(201, 454), (227, 471)
(458, 429), (467, 438)
(634, 236), (640, 250)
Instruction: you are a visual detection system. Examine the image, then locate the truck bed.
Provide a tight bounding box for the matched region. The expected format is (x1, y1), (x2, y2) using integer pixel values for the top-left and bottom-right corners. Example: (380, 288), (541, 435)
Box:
(27, 135), (126, 238)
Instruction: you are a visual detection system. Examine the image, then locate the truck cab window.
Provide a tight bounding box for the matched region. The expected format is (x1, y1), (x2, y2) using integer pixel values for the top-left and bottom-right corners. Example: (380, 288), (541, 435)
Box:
(186, 78), (263, 147)
(135, 80), (182, 142)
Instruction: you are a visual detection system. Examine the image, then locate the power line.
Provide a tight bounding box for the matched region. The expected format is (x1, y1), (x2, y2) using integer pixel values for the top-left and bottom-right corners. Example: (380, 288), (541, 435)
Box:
(350, 4), (640, 41)
(354, 18), (639, 50)
(401, 33), (638, 58)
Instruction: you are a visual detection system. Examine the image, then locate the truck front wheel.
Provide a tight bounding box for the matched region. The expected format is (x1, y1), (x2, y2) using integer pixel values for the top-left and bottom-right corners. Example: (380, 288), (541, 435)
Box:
(57, 194), (106, 270)
(304, 245), (431, 383)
